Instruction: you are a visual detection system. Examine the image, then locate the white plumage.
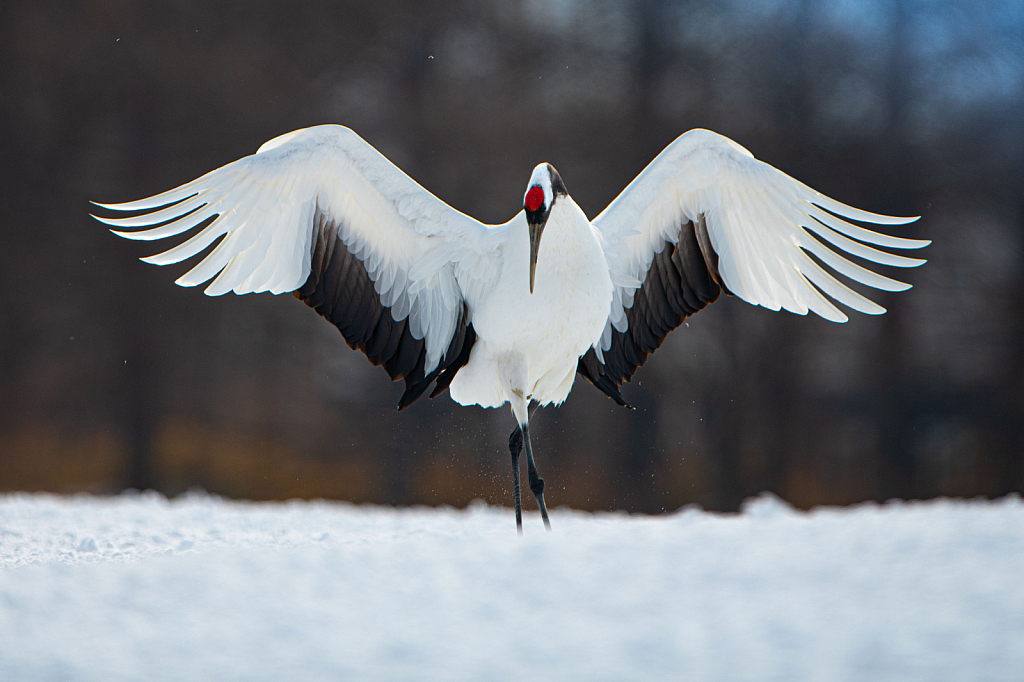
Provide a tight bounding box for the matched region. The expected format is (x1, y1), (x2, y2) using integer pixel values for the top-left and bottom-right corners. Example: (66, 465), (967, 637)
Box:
(95, 124), (928, 531)
(97, 126), (501, 373)
(450, 193), (613, 421)
(594, 130), (924, 335)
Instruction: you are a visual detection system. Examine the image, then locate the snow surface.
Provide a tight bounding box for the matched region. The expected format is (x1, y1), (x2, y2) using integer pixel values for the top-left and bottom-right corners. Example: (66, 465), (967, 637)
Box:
(1, 492), (1022, 682)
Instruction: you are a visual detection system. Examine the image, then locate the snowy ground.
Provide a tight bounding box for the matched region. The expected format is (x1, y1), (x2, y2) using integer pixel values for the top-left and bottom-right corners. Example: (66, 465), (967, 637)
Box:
(1, 492), (1022, 682)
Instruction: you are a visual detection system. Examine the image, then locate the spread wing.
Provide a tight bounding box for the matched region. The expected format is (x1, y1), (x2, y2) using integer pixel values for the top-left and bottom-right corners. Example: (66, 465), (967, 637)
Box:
(94, 125), (505, 407)
(578, 128), (929, 405)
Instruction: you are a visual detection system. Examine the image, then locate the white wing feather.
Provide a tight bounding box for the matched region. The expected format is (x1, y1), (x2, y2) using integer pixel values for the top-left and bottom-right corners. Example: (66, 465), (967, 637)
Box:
(593, 129), (929, 335)
(93, 125), (505, 372)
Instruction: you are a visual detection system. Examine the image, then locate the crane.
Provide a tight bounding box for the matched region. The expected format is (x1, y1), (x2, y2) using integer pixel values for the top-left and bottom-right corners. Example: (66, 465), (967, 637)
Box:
(94, 125), (928, 532)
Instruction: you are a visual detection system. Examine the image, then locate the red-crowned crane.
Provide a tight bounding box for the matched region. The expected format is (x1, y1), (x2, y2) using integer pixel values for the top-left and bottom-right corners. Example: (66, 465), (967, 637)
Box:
(94, 125), (928, 532)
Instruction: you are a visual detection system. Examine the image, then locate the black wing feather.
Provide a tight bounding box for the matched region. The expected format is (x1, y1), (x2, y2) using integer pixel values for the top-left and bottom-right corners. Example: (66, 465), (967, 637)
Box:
(295, 211), (475, 409)
(577, 217), (727, 405)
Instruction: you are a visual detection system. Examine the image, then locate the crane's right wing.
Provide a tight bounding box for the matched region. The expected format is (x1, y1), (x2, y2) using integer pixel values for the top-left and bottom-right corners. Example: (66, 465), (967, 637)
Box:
(93, 125), (505, 407)
(578, 129), (929, 404)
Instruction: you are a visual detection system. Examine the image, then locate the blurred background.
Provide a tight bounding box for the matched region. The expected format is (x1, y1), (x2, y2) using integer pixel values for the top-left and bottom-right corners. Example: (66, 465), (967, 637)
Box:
(1, 0), (1021, 513)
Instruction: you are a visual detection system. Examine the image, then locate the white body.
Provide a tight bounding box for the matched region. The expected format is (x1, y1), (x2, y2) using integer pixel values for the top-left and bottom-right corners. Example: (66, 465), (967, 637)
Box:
(450, 198), (613, 422)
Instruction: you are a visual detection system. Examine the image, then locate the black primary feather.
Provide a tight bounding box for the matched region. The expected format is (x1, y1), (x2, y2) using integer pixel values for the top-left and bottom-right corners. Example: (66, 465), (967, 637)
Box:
(576, 217), (728, 405)
(295, 210), (475, 409)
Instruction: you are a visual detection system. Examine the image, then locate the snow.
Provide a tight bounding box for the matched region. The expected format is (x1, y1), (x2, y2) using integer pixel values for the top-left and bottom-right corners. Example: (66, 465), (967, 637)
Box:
(1, 492), (1022, 681)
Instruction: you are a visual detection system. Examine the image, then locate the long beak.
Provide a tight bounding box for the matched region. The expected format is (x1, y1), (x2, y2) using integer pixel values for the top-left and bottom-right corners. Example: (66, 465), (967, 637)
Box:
(529, 222), (545, 294)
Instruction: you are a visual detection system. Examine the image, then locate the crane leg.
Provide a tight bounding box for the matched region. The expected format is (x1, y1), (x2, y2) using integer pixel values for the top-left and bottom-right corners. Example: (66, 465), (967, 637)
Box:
(508, 428), (524, 534)
(521, 423), (551, 530)
(508, 417), (550, 531)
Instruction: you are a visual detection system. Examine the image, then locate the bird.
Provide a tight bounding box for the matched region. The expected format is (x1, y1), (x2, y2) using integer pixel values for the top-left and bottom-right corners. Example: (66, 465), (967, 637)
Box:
(93, 125), (928, 532)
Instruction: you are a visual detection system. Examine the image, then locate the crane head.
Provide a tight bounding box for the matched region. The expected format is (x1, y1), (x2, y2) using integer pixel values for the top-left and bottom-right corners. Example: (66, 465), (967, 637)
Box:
(524, 163), (568, 293)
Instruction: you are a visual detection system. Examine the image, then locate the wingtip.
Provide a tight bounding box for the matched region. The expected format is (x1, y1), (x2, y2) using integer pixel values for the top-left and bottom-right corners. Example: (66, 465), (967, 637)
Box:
(824, 307), (849, 323)
(895, 233), (930, 250)
(93, 213), (136, 229)
(173, 272), (205, 288)
(88, 189), (202, 212)
(91, 198), (161, 211)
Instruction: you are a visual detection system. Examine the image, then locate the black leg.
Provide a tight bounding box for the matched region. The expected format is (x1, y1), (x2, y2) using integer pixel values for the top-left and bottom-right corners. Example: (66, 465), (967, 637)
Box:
(520, 423), (551, 530)
(508, 427), (524, 534)
(508, 403), (549, 532)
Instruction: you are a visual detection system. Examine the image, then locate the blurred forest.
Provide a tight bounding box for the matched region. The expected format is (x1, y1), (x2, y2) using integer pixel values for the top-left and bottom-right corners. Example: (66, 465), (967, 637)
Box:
(1, 0), (1021, 513)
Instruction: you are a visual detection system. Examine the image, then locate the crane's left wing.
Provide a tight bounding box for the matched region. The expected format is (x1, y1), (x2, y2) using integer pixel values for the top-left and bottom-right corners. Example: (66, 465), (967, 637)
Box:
(93, 125), (505, 408)
(579, 129), (929, 405)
